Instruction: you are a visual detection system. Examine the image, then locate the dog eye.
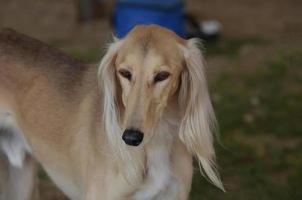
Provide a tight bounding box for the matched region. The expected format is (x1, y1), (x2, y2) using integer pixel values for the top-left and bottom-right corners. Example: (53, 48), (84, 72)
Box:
(118, 69), (132, 81)
(154, 71), (170, 83)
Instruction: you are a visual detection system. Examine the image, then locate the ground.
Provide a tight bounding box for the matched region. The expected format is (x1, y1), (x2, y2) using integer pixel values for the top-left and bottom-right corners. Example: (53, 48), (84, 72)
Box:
(191, 37), (302, 200)
(0, 0), (301, 199)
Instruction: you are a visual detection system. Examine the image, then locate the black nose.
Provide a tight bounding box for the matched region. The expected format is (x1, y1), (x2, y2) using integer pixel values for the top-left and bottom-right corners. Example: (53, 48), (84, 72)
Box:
(122, 129), (144, 146)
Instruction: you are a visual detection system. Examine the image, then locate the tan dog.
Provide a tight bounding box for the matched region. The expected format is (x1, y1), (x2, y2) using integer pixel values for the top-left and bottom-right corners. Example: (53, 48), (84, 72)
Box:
(0, 25), (223, 200)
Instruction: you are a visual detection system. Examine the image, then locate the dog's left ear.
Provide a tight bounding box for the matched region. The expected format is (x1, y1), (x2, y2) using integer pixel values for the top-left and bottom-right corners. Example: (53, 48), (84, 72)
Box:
(98, 38), (122, 125)
(178, 39), (224, 190)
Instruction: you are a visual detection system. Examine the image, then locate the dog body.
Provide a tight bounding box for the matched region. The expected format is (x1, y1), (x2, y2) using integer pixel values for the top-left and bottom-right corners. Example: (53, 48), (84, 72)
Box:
(0, 25), (222, 200)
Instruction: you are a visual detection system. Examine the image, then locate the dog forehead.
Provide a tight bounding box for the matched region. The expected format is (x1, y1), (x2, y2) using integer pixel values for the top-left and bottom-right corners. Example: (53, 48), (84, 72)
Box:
(117, 51), (165, 71)
(126, 25), (185, 44)
(117, 48), (183, 74)
(123, 25), (184, 52)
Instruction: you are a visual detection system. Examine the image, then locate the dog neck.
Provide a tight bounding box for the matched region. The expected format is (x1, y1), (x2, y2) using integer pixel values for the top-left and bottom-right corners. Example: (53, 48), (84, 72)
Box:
(132, 109), (181, 199)
(103, 101), (182, 199)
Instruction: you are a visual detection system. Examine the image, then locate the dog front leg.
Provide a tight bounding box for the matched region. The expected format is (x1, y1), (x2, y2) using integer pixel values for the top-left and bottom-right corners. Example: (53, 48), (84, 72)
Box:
(170, 139), (193, 200)
(0, 153), (38, 200)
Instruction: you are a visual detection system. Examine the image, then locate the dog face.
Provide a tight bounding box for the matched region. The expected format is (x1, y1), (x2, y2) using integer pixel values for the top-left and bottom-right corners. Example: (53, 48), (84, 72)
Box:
(114, 27), (184, 146)
(99, 25), (223, 189)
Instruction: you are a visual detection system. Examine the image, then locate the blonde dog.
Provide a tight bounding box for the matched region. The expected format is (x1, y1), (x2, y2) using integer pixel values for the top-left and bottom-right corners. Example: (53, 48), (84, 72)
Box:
(0, 25), (223, 200)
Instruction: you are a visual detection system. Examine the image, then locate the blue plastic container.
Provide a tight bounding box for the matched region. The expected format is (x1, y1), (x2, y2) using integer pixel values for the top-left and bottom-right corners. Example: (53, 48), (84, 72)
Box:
(114, 0), (185, 38)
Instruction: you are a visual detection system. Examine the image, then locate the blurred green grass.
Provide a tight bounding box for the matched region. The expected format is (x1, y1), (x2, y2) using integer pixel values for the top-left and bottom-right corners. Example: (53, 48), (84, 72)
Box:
(190, 39), (302, 199)
(204, 37), (271, 59)
(57, 37), (302, 199)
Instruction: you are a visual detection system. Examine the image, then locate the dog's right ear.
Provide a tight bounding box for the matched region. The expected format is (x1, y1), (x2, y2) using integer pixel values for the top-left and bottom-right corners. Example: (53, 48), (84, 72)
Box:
(98, 38), (124, 145)
(98, 38), (121, 89)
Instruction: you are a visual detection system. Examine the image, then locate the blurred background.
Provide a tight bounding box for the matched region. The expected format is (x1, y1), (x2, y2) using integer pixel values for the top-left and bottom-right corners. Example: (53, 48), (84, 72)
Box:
(0, 0), (301, 199)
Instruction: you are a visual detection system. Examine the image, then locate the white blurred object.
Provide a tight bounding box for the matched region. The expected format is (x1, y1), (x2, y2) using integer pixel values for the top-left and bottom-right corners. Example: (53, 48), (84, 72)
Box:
(199, 20), (222, 35)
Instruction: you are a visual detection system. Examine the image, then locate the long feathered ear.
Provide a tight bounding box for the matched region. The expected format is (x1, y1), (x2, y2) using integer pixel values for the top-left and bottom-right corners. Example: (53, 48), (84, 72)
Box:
(98, 38), (144, 184)
(178, 39), (224, 191)
(98, 39), (122, 141)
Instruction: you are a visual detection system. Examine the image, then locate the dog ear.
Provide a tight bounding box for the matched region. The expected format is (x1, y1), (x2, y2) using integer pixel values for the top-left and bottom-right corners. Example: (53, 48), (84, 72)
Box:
(98, 39), (122, 128)
(178, 39), (224, 190)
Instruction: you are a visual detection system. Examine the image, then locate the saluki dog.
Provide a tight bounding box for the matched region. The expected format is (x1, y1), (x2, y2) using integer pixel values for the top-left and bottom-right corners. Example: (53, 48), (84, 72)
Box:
(0, 25), (223, 200)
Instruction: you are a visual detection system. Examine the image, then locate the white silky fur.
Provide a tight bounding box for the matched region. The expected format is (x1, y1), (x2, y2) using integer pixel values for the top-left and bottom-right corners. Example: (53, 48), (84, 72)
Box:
(178, 39), (224, 190)
(133, 118), (177, 200)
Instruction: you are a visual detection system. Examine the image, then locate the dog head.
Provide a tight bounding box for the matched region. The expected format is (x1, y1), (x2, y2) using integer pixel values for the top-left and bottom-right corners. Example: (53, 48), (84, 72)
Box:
(98, 25), (223, 189)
